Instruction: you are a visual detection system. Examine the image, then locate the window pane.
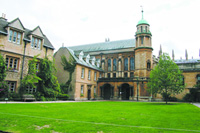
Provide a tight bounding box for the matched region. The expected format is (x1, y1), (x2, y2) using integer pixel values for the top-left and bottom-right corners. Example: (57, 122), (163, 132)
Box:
(124, 58), (128, 71)
(81, 85), (84, 94)
(81, 68), (84, 78)
(17, 33), (21, 44)
(88, 70), (91, 80)
(35, 38), (38, 48)
(9, 30), (13, 41)
(108, 59), (111, 71)
(6, 57), (9, 68)
(38, 39), (41, 50)
(31, 37), (34, 48)
(113, 59), (117, 71)
(130, 57), (135, 70)
(14, 59), (18, 69)
(9, 58), (13, 68)
(13, 31), (17, 42)
(141, 37), (144, 44)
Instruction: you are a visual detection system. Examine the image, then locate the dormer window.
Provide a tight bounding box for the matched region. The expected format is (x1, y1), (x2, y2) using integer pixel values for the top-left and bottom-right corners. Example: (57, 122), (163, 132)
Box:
(31, 37), (42, 50)
(79, 51), (84, 60)
(8, 29), (22, 44)
(86, 54), (90, 63)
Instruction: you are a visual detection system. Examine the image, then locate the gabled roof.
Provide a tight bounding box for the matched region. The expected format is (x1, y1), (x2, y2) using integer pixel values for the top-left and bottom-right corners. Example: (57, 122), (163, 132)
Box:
(69, 39), (135, 52)
(31, 26), (44, 38)
(8, 18), (25, 31)
(0, 17), (54, 50)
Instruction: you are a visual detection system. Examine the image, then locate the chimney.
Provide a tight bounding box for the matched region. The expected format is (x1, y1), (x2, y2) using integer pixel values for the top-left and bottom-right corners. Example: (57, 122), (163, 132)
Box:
(1, 13), (7, 21)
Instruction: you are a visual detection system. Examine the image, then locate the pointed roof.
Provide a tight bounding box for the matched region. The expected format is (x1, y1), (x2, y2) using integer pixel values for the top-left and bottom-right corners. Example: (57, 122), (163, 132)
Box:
(7, 18), (25, 31)
(0, 17), (54, 49)
(31, 26), (44, 37)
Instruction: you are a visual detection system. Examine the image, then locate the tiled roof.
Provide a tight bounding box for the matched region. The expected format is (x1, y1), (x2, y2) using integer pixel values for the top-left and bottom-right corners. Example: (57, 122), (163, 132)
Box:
(175, 59), (200, 64)
(0, 17), (54, 49)
(66, 47), (102, 71)
(69, 39), (135, 52)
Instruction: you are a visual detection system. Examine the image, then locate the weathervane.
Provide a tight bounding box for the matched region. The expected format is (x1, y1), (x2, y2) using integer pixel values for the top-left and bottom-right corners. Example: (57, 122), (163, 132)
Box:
(140, 5), (144, 19)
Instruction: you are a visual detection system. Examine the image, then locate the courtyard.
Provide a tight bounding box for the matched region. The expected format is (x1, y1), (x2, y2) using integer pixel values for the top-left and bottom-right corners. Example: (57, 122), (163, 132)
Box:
(0, 101), (199, 133)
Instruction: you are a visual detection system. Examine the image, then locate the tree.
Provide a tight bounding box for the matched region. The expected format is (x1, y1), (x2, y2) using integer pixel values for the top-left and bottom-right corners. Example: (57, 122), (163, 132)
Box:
(20, 55), (41, 92)
(0, 54), (8, 98)
(0, 54), (6, 82)
(37, 57), (60, 99)
(147, 53), (185, 104)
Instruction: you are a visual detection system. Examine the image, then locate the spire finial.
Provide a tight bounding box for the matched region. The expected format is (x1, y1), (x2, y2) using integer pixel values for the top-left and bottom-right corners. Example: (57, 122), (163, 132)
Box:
(185, 49), (188, 60)
(172, 49), (175, 60)
(140, 6), (144, 19)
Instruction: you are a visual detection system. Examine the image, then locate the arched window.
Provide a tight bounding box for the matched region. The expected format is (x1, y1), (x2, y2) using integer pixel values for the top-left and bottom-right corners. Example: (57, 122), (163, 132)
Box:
(108, 59), (111, 71)
(130, 57), (134, 70)
(124, 58), (128, 71)
(113, 58), (117, 71)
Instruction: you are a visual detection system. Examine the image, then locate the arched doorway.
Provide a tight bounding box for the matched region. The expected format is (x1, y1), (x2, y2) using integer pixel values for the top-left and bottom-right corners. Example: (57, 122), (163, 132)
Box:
(121, 83), (130, 100)
(103, 84), (111, 100)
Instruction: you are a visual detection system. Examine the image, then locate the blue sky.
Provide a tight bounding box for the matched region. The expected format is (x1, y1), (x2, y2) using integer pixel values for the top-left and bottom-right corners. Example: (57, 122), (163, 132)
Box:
(1, 0), (200, 59)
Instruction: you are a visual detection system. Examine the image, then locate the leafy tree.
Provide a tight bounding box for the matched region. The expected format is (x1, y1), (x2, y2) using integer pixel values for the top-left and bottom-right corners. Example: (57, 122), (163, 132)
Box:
(0, 54), (8, 98)
(20, 55), (41, 94)
(37, 58), (60, 98)
(0, 54), (6, 82)
(147, 53), (185, 104)
(61, 55), (76, 85)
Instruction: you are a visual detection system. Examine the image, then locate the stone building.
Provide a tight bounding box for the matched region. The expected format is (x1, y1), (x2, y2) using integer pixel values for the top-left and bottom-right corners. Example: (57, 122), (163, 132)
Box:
(55, 10), (200, 101)
(54, 47), (103, 100)
(0, 14), (54, 93)
(55, 10), (154, 101)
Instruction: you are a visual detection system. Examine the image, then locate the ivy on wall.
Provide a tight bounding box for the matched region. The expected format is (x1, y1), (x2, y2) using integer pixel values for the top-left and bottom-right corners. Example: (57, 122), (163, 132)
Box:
(61, 55), (76, 92)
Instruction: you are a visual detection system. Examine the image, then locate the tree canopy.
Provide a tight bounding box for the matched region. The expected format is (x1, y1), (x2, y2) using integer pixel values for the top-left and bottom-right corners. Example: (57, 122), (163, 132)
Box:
(147, 53), (185, 104)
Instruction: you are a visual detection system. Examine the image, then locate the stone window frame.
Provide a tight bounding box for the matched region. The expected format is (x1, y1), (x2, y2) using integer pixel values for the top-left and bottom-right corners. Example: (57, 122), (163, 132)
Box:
(7, 81), (16, 93)
(8, 29), (22, 45)
(31, 36), (42, 50)
(6, 56), (19, 71)
(81, 68), (85, 79)
(26, 86), (37, 94)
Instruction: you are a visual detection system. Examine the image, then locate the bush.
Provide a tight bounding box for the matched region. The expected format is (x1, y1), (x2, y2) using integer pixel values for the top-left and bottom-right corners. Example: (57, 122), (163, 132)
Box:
(8, 93), (22, 101)
(0, 81), (8, 98)
(57, 93), (69, 100)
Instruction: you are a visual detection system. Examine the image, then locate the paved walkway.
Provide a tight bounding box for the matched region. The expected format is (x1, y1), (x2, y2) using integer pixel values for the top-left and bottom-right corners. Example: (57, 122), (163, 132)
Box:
(192, 103), (200, 108)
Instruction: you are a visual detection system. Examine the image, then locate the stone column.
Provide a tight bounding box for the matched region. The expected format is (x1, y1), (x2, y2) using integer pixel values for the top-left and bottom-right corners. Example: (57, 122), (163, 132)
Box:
(128, 56), (130, 77)
(118, 59), (121, 77)
(144, 36), (146, 46)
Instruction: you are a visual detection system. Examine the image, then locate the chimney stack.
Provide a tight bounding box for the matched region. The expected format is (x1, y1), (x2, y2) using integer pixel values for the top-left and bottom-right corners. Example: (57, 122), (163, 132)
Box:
(1, 13), (7, 21)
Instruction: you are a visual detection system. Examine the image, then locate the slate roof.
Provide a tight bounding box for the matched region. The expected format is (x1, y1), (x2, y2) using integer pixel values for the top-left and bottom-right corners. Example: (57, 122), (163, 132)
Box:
(69, 39), (135, 52)
(66, 47), (102, 71)
(0, 17), (54, 49)
(174, 59), (200, 64)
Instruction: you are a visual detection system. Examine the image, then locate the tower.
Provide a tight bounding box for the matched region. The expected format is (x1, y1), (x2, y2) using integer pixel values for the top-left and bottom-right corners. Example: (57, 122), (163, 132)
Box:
(135, 9), (153, 78)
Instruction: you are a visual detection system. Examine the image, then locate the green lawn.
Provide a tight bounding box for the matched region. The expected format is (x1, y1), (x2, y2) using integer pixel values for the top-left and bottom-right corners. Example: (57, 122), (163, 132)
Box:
(0, 101), (199, 133)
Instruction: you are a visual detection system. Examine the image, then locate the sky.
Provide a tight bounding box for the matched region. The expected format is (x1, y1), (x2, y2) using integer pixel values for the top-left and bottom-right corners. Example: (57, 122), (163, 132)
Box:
(0, 0), (200, 59)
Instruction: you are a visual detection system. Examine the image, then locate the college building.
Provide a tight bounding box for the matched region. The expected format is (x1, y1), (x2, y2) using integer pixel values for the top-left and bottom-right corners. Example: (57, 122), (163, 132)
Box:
(0, 14), (54, 93)
(55, 11), (200, 101)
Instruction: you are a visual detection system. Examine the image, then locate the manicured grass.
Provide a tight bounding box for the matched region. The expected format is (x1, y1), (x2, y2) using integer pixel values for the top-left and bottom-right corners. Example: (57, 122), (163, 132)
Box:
(0, 101), (199, 133)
